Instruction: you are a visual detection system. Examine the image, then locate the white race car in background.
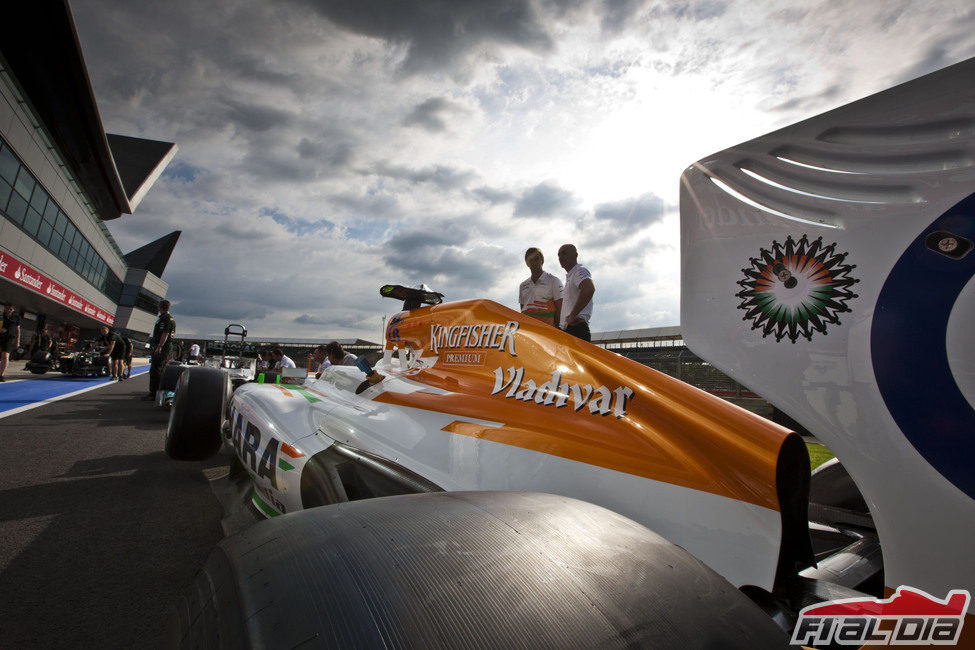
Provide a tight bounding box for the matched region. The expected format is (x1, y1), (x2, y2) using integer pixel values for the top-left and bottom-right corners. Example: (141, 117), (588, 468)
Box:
(166, 59), (975, 648)
(157, 323), (255, 407)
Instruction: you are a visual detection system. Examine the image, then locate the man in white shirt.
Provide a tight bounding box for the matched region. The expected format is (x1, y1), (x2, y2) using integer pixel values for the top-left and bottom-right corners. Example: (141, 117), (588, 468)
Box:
(518, 247), (563, 327)
(558, 244), (595, 342)
(271, 348), (296, 370)
(188, 342), (201, 363)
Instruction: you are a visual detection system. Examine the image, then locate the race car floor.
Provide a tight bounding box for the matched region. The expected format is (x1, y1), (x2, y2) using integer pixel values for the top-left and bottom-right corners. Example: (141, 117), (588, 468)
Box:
(0, 365), (234, 648)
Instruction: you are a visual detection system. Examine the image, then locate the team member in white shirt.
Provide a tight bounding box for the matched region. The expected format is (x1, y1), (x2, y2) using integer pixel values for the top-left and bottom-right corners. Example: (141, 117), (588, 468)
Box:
(557, 244), (595, 342)
(518, 247), (563, 328)
(271, 349), (296, 370)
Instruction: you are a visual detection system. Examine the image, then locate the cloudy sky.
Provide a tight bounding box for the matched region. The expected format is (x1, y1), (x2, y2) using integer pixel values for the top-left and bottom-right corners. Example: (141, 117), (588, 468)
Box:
(70, 0), (975, 341)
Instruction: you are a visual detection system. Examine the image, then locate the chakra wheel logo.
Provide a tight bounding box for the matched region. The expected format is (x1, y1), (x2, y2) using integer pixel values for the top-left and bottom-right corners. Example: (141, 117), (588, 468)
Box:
(736, 235), (859, 343)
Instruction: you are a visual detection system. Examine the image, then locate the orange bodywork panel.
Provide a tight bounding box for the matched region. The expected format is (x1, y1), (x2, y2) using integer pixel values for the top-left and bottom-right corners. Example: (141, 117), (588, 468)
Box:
(380, 299), (793, 512)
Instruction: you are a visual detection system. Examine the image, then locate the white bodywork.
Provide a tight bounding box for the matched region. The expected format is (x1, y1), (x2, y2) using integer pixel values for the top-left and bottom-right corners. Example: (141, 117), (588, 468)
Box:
(228, 360), (784, 590)
(680, 58), (975, 599)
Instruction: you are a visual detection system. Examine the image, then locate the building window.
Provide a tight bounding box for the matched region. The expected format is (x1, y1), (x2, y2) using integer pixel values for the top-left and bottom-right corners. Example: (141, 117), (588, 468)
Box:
(0, 136), (124, 304)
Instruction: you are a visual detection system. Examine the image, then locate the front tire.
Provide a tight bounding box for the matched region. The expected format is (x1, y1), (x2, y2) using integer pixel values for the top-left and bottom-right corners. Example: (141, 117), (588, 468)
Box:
(166, 367), (229, 461)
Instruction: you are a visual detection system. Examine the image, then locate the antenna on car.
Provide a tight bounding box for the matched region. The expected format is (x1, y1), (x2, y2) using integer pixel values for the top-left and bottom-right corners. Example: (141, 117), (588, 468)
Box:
(379, 284), (444, 311)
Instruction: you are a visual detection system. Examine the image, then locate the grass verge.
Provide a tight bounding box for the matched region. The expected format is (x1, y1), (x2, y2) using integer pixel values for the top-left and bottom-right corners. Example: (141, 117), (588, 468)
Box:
(806, 442), (835, 470)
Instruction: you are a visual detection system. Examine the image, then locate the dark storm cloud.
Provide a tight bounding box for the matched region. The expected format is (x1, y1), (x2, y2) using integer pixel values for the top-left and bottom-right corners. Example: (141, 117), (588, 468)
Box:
(593, 193), (666, 228)
(513, 181), (576, 217)
(296, 0), (554, 73)
(213, 222), (273, 241)
(330, 191), (402, 223)
(403, 97), (460, 132)
(369, 162), (478, 191)
(648, 0), (728, 22)
(471, 186), (516, 205)
(385, 225), (470, 251)
(294, 313), (331, 326)
(381, 220), (503, 290)
(297, 137), (353, 166)
(600, 0), (647, 33)
(221, 99), (296, 133)
(384, 245), (504, 290)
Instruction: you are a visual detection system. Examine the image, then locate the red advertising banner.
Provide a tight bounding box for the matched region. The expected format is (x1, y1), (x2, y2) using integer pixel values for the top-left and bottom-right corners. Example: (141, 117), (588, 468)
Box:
(0, 250), (114, 325)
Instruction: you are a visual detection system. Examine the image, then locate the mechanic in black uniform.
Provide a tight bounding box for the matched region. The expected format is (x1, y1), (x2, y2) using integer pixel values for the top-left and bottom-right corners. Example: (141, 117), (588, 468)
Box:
(0, 303), (21, 382)
(143, 300), (176, 400)
(97, 324), (126, 381)
(36, 326), (53, 356)
(121, 334), (133, 379)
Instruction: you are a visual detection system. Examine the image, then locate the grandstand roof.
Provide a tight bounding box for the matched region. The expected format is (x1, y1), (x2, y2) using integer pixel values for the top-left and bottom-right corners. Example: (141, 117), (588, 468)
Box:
(592, 326), (682, 344)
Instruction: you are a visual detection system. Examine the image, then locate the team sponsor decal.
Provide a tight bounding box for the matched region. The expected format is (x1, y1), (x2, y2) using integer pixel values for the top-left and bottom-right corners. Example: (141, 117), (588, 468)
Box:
(229, 409), (301, 491)
(736, 234), (858, 343)
(430, 320), (520, 356)
(46, 283), (67, 301)
(0, 251), (114, 324)
(492, 367), (635, 419)
(14, 265), (43, 289)
(791, 586), (970, 646)
(442, 351), (486, 366)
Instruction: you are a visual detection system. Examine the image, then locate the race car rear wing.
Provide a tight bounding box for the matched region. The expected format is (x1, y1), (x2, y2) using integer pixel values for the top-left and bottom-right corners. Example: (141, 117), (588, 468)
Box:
(380, 284), (444, 311)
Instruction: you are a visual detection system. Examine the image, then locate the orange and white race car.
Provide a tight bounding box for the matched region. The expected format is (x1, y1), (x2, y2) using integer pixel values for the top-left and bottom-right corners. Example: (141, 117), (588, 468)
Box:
(166, 58), (975, 648)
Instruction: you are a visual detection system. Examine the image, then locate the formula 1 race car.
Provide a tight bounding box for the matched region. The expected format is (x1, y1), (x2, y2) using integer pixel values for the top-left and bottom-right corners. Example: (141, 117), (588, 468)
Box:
(156, 324), (256, 408)
(57, 342), (111, 378)
(205, 323), (256, 389)
(166, 59), (975, 647)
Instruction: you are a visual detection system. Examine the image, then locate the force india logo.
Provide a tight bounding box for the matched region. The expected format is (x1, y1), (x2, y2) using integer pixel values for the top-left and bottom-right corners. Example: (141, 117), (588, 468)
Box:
(736, 235), (859, 343)
(791, 586), (970, 646)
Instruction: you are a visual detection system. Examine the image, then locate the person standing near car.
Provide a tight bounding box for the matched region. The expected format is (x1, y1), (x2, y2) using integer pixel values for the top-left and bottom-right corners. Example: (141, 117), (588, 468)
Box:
(97, 324), (125, 381)
(518, 247), (563, 327)
(558, 244), (595, 342)
(122, 333), (133, 379)
(143, 300), (176, 400)
(0, 303), (21, 382)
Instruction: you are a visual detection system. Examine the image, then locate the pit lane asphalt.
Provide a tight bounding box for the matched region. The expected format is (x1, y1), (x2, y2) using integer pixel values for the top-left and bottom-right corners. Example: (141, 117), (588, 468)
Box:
(0, 365), (234, 648)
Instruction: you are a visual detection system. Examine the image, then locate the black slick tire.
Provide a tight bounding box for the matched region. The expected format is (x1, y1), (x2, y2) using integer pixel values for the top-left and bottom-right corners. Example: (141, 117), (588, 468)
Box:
(166, 367), (229, 461)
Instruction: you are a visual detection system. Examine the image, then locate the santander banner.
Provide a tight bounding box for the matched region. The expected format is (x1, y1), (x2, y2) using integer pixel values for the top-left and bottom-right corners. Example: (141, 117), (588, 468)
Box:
(0, 250), (114, 325)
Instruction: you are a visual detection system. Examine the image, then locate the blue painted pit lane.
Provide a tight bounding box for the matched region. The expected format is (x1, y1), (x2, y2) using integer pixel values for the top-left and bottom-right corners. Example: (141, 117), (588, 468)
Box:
(0, 365), (151, 417)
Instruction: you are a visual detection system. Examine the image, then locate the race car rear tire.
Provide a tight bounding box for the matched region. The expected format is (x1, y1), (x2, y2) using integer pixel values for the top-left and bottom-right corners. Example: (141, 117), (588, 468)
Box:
(27, 351), (51, 374)
(166, 367), (228, 461)
(161, 364), (185, 392)
(170, 492), (790, 649)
